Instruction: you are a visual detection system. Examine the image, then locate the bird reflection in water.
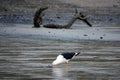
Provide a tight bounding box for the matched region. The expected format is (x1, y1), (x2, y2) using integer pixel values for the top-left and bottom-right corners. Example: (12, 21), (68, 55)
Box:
(52, 65), (69, 78)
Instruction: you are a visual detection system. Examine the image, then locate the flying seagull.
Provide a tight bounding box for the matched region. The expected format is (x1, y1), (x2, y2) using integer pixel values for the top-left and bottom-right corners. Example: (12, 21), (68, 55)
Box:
(51, 52), (80, 66)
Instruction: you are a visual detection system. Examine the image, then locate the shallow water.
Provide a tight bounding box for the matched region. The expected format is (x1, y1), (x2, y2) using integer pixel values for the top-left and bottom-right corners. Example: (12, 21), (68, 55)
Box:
(0, 36), (120, 80)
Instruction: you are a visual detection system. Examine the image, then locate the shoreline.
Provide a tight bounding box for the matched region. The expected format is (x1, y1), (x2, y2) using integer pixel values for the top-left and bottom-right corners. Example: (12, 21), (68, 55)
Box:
(0, 23), (120, 41)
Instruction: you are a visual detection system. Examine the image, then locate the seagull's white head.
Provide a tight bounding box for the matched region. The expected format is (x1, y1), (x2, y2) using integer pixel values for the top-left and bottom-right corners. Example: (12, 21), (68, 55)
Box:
(52, 60), (60, 66)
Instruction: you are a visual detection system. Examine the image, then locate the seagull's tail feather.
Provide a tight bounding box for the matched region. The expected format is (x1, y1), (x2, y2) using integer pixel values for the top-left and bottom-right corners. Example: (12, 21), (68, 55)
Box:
(75, 52), (80, 56)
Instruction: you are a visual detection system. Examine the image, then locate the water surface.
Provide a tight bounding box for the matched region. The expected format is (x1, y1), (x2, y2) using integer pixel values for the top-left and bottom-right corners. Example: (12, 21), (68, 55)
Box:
(0, 36), (120, 80)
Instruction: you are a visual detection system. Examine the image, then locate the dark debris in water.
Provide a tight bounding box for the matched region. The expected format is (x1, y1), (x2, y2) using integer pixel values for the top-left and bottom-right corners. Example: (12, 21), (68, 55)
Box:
(100, 37), (103, 39)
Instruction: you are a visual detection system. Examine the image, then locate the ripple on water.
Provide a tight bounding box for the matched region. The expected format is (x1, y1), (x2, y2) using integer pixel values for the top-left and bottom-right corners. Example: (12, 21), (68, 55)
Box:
(0, 39), (120, 80)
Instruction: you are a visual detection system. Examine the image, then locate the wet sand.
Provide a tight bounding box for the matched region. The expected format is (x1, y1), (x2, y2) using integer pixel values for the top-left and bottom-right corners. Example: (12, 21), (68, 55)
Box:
(0, 35), (120, 80)
(0, 23), (120, 41)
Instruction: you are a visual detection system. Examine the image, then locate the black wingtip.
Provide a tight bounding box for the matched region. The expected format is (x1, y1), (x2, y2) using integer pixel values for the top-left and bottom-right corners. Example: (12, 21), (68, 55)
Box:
(75, 52), (80, 56)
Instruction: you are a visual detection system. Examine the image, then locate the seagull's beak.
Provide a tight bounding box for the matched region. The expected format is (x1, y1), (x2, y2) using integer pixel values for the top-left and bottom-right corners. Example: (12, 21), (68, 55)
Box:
(47, 64), (53, 68)
(48, 64), (54, 67)
(51, 64), (53, 66)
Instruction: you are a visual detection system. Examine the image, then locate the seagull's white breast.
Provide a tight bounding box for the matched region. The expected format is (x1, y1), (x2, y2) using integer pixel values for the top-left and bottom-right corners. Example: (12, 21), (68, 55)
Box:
(52, 55), (68, 65)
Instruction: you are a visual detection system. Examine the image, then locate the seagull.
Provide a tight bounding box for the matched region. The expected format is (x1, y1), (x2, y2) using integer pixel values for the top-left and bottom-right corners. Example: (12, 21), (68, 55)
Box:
(51, 52), (80, 66)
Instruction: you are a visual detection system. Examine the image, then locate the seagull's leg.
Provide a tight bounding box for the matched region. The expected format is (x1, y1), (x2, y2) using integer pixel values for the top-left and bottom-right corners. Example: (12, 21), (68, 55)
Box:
(63, 60), (69, 67)
(66, 60), (69, 64)
(64, 63), (68, 68)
